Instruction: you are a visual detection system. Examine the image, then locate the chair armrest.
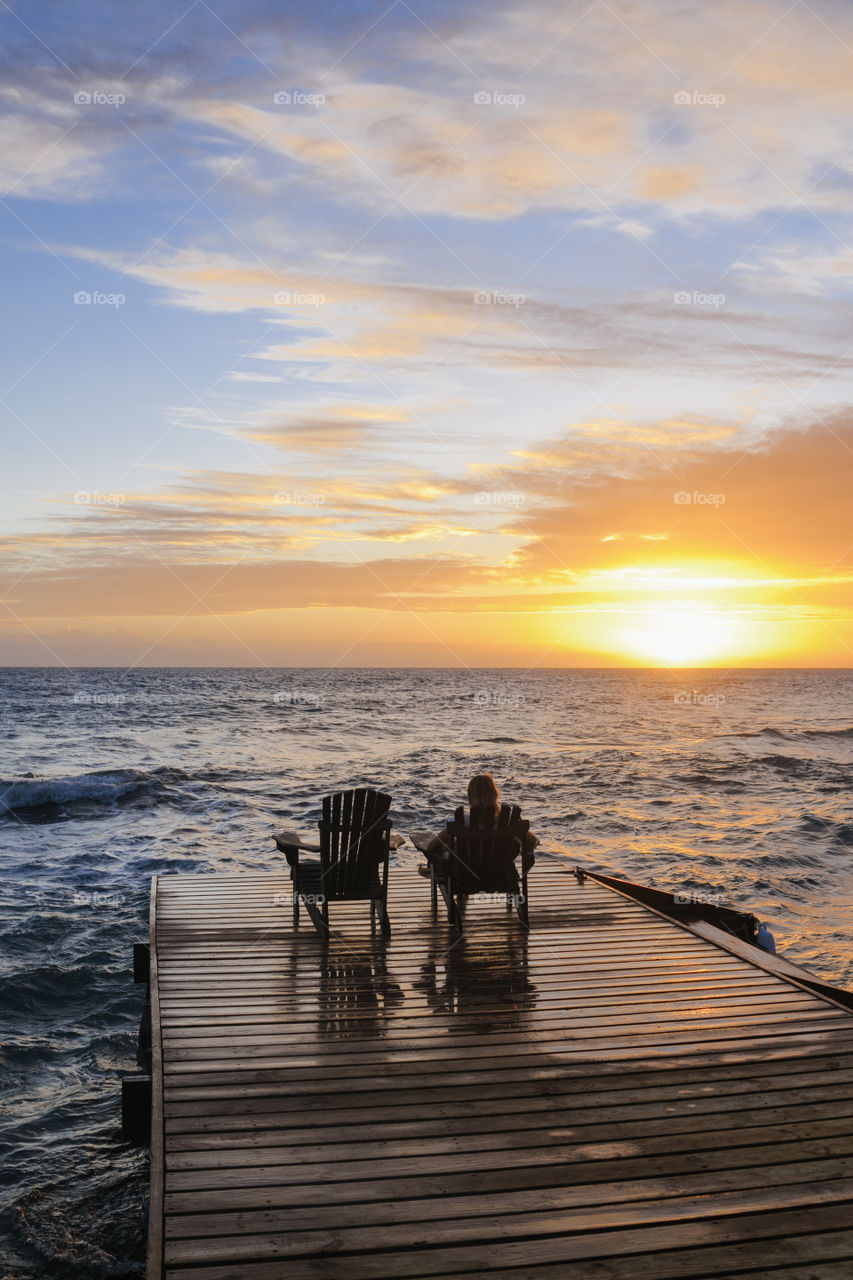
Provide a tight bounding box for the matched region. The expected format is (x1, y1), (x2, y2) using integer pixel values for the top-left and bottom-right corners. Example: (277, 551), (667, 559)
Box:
(273, 830), (322, 854)
(408, 829), (440, 854)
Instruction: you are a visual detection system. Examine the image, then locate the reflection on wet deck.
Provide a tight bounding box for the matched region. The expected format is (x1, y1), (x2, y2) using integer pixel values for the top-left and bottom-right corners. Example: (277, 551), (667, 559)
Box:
(148, 863), (853, 1279)
(315, 953), (405, 1039)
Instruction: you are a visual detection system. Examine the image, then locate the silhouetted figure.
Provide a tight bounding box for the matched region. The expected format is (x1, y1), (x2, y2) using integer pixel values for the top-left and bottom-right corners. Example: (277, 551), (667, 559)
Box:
(420, 773), (538, 876)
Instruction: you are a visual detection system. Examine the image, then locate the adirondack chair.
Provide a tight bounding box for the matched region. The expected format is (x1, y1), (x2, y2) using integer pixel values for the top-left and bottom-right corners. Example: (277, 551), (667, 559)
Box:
(274, 788), (398, 938)
(423, 803), (532, 934)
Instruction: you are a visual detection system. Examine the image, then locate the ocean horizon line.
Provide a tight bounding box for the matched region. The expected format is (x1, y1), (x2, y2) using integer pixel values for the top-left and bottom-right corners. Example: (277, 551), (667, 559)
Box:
(2, 663), (851, 673)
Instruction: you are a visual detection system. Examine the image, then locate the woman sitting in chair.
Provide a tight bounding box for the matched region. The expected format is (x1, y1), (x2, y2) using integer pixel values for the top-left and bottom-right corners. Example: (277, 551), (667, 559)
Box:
(419, 772), (538, 876)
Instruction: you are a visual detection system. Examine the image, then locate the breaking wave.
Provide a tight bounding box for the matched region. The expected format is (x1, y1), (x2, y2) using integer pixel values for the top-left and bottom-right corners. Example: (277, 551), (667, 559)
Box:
(0, 766), (190, 819)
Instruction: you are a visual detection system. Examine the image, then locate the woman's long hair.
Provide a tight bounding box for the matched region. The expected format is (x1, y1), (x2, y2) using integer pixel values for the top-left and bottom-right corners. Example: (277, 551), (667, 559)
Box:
(467, 772), (500, 821)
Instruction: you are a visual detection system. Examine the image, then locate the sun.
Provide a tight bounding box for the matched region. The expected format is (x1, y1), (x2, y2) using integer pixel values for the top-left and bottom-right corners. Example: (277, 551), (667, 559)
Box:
(626, 606), (744, 666)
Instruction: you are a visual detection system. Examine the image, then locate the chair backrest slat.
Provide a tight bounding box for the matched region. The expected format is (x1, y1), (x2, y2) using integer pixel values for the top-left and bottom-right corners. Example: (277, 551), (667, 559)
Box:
(340, 788), (354, 895)
(347, 787), (366, 895)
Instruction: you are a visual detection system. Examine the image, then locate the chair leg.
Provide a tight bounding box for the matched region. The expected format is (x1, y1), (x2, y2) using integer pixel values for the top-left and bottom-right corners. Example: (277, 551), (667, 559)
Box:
(300, 894), (327, 936)
(517, 870), (530, 930)
(293, 892), (299, 927)
(435, 877), (460, 932)
(430, 867), (437, 920)
(443, 870), (461, 934)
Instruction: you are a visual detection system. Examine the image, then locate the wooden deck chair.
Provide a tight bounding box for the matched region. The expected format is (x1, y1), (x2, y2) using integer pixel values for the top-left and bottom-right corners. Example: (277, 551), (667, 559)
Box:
(431, 803), (532, 934)
(274, 788), (397, 938)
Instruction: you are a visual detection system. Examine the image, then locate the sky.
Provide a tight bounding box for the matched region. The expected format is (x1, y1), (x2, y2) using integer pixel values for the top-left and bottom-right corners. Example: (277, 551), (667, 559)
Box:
(1, 0), (852, 668)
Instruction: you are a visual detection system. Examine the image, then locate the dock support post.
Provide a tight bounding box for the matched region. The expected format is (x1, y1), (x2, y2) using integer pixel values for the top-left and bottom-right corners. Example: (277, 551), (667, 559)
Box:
(122, 1073), (152, 1143)
(133, 943), (150, 984)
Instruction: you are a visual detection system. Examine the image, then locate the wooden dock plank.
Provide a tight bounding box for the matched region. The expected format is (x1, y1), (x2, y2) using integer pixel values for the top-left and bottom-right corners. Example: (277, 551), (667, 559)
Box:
(163, 1083), (853, 1148)
(162, 1155), (853, 1238)
(164, 1178), (853, 1265)
(162, 1135), (853, 1216)
(148, 864), (853, 1279)
(162, 1206), (853, 1279)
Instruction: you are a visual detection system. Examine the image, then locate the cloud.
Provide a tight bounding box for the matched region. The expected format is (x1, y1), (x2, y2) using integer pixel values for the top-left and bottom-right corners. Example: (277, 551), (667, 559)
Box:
(732, 244), (853, 297)
(8, 0), (853, 234)
(243, 402), (412, 453)
(58, 242), (853, 410)
(2, 412), (851, 623)
(154, 0), (853, 230)
(0, 96), (107, 200)
(483, 412), (853, 583)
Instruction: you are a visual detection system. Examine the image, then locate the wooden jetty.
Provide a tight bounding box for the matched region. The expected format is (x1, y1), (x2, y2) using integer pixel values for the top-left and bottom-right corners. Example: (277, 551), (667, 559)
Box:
(147, 862), (853, 1279)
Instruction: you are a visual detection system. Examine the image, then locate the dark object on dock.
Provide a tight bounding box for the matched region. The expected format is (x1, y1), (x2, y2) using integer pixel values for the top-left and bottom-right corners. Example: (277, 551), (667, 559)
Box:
(274, 788), (399, 937)
(582, 867), (853, 1013)
(757, 920), (777, 953)
(416, 803), (532, 933)
(579, 869), (761, 945)
(121, 1072), (151, 1143)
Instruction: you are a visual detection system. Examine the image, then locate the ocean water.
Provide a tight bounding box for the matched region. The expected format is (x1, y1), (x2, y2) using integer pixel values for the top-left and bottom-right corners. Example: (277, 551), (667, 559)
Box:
(1, 666), (851, 1278)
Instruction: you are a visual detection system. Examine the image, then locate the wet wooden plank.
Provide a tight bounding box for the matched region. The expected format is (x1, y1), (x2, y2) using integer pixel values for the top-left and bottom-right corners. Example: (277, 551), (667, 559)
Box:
(164, 1178), (853, 1265)
(162, 1205), (853, 1278)
(163, 1133), (853, 1215)
(163, 1096), (853, 1159)
(162, 1072), (853, 1136)
(163, 1154), (853, 1237)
